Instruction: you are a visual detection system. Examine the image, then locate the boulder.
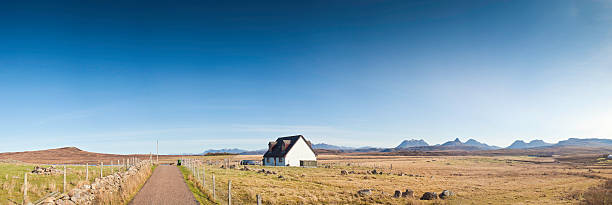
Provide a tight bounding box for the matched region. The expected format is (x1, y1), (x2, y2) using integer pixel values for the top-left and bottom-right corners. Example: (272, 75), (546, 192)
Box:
(31, 166), (61, 175)
(357, 189), (372, 196)
(420, 192), (438, 200)
(340, 170), (348, 175)
(439, 190), (454, 199)
(393, 190), (401, 198)
(42, 197), (55, 204)
(402, 188), (414, 197)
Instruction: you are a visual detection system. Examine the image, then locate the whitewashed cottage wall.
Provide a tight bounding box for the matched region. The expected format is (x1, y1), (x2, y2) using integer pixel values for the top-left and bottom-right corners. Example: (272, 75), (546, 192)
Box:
(284, 137), (316, 166)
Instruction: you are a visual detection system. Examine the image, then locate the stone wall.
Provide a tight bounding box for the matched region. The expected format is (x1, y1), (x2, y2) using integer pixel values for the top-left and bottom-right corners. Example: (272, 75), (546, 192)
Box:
(38, 161), (153, 205)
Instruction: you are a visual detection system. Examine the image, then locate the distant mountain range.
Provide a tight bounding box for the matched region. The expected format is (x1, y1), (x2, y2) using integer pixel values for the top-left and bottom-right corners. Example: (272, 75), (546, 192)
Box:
(312, 143), (356, 150)
(200, 137), (612, 155)
(507, 140), (552, 149)
(201, 148), (249, 154)
(556, 138), (612, 147)
(395, 139), (429, 148)
(463, 139), (502, 150)
(392, 138), (501, 151)
(426, 138), (500, 150)
(393, 137), (610, 151)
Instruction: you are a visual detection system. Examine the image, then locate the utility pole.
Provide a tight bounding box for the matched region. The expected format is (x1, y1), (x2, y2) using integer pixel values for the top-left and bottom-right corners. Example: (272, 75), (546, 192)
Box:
(156, 140), (159, 164)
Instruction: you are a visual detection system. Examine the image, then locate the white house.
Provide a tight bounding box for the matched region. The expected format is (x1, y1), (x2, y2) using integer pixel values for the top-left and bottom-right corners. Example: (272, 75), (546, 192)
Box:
(263, 135), (317, 167)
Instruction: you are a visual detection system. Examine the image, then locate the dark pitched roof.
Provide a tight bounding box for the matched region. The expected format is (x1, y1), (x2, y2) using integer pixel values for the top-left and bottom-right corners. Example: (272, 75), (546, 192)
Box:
(263, 135), (316, 158)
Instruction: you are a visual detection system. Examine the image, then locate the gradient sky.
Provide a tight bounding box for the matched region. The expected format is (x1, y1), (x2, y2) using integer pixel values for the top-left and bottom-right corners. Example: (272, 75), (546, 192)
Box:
(1, 0), (611, 154)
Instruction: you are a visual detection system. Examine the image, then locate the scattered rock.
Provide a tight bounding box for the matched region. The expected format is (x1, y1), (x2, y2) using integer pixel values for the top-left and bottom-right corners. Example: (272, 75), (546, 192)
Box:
(439, 190), (454, 199)
(340, 170), (348, 175)
(357, 189), (372, 196)
(31, 166), (62, 175)
(393, 190), (401, 198)
(420, 192), (438, 200)
(402, 188), (414, 198)
(278, 175), (285, 179)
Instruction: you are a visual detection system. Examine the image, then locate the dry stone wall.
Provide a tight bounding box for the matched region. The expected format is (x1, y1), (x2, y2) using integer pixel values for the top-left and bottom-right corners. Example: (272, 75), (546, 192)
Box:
(37, 161), (152, 205)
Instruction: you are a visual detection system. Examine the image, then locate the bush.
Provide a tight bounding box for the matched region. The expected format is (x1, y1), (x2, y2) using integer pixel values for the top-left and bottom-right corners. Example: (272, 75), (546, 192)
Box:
(582, 179), (612, 205)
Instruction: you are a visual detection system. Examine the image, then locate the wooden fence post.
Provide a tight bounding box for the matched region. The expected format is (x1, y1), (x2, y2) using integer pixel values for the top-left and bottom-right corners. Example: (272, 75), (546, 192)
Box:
(257, 194), (261, 205)
(228, 180), (232, 205)
(100, 162), (103, 178)
(212, 174), (216, 200)
(86, 163), (89, 181)
(202, 166), (205, 186)
(23, 173), (28, 203)
(111, 161), (114, 173)
(63, 165), (66, 193)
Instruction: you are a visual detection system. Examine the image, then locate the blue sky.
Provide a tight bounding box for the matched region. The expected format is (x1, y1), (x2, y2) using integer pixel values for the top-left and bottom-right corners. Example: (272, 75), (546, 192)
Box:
(1, 0), (611, 154)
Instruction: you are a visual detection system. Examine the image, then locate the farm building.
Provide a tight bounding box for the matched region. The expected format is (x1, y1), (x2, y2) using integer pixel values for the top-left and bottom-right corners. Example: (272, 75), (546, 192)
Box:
(263, 135), (317, 167)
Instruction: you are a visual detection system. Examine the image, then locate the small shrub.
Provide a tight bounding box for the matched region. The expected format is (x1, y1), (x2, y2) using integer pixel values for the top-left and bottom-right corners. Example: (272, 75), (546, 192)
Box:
(582, 179), (612, 205)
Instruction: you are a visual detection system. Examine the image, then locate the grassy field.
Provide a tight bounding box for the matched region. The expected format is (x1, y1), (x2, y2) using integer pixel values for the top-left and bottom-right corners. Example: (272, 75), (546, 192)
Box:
(180, 165), (216, 205)
(177, 155), (611, 205)
(0, 161), (132, 204)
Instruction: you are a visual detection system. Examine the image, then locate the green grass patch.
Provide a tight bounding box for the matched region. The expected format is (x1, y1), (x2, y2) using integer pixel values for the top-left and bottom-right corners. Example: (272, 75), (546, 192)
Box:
(179, 166), (216, 205)
(0, 162), (131, 204)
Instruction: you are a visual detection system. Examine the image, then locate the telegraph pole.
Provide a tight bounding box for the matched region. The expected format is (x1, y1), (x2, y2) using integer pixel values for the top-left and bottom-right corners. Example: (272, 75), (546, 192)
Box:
(156, 140), (159, 164)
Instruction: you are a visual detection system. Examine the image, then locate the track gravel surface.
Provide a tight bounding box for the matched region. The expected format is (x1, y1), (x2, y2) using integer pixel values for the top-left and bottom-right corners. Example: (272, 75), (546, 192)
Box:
(130, 165), (198, 205)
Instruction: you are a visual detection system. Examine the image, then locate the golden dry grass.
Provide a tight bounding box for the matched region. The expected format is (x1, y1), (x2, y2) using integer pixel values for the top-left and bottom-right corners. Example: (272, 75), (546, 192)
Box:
(96, 164), (156, 204)
(0, 162), (130, 204)
(178, 155), (610, 205)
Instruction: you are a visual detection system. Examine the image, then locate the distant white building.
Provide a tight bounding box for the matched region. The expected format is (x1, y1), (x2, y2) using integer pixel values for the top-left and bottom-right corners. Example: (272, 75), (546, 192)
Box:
(263, 135), (317, 167)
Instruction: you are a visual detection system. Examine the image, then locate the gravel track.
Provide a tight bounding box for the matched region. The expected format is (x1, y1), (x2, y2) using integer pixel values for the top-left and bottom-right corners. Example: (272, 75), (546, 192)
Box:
(130, 165), (198, 205)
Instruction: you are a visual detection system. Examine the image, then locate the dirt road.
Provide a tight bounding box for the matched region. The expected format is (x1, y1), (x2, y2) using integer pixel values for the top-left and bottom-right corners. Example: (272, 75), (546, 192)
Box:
(130, 165), (198, 205)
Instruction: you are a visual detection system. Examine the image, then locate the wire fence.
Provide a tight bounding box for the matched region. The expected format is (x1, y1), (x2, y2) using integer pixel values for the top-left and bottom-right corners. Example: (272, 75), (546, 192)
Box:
(2, 157), (149, 204)
(181, 158), (261, 205)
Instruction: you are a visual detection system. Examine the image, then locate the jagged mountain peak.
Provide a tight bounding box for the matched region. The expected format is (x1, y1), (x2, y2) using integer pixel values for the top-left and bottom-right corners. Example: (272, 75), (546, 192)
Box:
(396, 139), (429, 148)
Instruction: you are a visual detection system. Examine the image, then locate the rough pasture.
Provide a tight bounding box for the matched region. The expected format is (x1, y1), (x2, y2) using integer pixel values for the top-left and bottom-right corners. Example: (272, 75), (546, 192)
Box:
(179, 155), (610, 204)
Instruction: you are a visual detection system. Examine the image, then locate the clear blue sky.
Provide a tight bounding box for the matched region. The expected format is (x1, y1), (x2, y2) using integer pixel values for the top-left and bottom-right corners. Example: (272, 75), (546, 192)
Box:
(1, 0), (611, 154)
